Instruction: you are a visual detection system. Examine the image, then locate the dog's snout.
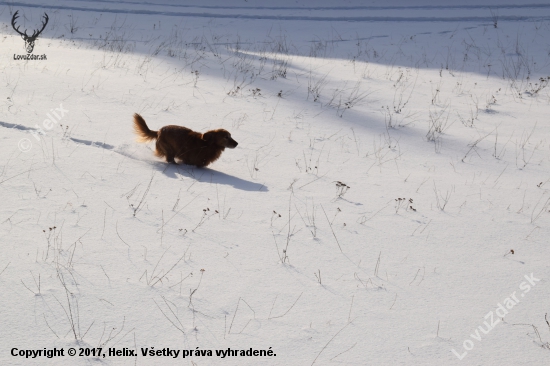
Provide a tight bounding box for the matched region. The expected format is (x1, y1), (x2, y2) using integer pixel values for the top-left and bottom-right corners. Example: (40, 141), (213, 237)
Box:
(228, 138), (238, 148)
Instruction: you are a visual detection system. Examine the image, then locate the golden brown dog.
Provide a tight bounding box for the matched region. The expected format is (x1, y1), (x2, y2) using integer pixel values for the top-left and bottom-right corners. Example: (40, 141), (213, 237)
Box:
(133, 113), (238, 167)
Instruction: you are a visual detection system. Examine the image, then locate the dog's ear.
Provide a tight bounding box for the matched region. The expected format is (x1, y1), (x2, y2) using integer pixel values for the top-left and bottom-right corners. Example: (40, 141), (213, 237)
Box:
(202, 131), (215, 143)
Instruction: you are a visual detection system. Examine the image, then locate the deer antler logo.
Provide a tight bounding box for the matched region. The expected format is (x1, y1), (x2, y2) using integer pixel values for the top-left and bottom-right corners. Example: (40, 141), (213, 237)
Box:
(11, 11), (49, 54)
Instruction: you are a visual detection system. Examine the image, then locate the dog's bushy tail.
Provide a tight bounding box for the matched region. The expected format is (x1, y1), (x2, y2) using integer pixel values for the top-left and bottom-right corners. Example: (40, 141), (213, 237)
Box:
(133, 113), (158, 142)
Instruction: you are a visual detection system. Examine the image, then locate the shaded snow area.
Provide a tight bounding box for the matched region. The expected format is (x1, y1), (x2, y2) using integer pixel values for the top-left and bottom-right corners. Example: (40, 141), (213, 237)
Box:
(1, 0), (550, 365)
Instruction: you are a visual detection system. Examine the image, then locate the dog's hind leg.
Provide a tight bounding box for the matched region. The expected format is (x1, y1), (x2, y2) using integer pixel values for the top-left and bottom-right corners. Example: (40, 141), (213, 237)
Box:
(154, 141), (176, 163)
(154, 141), (167, 159)
(165, 152), (176, 163)
(156, 148), (175, 163)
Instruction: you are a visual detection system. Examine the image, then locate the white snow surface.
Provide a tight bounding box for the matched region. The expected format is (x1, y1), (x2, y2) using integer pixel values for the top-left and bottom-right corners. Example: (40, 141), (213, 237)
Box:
(1, 0), (550, 365)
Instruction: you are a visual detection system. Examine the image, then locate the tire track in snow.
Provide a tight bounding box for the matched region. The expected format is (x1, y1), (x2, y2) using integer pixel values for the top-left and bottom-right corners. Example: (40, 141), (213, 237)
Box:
(3, 1), (550, 22)
(68, 0), (550, 11)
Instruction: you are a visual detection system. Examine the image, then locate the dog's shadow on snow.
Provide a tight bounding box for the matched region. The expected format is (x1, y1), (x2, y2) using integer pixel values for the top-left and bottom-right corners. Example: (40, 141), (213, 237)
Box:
(159, 163), (267, 192)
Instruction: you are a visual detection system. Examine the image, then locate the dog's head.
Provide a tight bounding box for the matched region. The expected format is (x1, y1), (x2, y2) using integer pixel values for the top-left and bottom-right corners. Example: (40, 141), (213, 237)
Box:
(203, 129), (238, 149)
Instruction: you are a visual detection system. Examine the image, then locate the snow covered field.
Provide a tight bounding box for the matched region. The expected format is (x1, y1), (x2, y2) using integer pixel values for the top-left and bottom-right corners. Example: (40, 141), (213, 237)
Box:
(1, 1), (550, 365)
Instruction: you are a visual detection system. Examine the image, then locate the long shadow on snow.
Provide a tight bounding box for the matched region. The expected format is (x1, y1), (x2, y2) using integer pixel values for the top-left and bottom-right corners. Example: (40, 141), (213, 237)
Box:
(0, 121), (36, 131)
(0, 121), (117, 149)
(160, 163), (267, 192)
